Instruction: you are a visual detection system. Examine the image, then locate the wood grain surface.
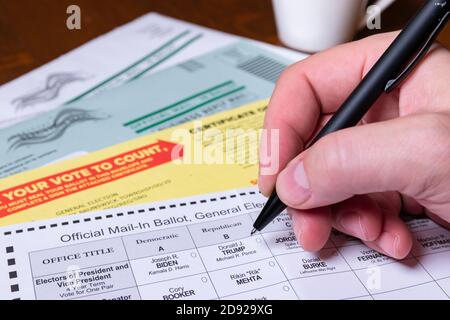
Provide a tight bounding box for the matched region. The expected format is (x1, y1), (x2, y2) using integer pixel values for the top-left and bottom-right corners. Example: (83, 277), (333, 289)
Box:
(0, 0), (448, 85)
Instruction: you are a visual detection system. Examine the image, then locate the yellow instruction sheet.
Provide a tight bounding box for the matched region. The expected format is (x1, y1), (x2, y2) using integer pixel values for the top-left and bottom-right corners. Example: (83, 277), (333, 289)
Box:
(0, 100), (268, 226)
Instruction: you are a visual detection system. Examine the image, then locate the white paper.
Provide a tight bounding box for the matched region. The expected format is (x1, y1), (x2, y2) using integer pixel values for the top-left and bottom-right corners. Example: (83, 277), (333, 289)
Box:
(1, 187), (449, 300)
(0, 13), (306, 128)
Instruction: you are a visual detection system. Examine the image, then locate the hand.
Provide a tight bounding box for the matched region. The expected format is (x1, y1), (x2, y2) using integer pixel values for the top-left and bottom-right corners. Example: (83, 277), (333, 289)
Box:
(259, 32), (450, 259)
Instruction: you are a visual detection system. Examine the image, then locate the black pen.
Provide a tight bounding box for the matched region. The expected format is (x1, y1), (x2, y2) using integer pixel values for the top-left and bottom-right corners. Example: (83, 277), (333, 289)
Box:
(252, 0), (449, 235)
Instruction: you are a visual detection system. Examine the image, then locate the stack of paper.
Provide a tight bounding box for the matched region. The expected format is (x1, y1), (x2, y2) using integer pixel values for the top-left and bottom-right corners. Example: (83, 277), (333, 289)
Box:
(0, 13), (304, 128)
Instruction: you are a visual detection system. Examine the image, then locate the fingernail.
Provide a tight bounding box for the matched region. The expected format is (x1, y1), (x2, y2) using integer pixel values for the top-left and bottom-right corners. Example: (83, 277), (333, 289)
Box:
(290, 210), (303, 245)
(294, 161), (310, 189)
(377, 232), (399, 258)
(277, 160), (311, 206)
(258, 133), (273, 176)
(338, 212), (368, 240)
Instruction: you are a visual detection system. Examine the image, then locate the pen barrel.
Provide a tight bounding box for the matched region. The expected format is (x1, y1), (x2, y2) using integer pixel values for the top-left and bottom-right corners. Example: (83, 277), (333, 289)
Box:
(253, 192), (286, 231)
(309, 0), (449, 146)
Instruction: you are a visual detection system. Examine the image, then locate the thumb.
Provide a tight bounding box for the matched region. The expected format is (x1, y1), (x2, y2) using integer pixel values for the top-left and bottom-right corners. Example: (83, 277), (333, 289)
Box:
(275, 113), (450, 210)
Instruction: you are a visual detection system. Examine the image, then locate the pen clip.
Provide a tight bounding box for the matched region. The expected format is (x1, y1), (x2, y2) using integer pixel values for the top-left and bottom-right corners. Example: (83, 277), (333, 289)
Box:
(384, 11), (450, 93)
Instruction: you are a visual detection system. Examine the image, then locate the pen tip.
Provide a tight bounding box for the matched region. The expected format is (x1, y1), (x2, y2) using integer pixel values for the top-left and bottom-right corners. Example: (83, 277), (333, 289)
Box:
(250, 228), (257, 236)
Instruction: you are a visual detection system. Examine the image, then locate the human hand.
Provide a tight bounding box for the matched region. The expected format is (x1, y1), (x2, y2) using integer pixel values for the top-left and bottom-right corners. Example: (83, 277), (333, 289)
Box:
(259, 32), (450, 259)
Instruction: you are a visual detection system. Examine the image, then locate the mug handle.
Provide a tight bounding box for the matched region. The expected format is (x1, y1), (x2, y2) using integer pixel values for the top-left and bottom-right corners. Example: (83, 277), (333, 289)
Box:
(358, 0), (397, 30)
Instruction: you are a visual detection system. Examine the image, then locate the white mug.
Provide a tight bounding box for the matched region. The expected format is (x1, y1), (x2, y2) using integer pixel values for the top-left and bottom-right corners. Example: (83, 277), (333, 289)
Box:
(272, 0), (397, 53)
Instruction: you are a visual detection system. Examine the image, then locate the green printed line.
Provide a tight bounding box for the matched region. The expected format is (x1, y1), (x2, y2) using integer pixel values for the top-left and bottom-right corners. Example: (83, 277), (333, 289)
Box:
(64, 30), (191, 105)
(127, 33), (204, 82)
(124, 80), (235, 127)
(135, 86), (246, 134)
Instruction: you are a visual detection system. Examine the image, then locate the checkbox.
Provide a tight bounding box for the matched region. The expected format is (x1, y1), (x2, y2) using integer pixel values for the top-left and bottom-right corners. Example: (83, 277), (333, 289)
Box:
(5, 247), (14, 254)
(7, 259), (16, 266)
(9, 271), (17, 279)
(10, 284), (19, 293)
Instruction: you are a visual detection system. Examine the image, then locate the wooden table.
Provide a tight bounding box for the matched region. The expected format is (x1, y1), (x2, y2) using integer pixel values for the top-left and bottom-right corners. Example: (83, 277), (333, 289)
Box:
(0, 0), (449, 85)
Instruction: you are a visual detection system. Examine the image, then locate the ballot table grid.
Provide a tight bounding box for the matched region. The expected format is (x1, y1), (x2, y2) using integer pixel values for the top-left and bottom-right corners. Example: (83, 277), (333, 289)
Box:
(26, 210), (450, 300)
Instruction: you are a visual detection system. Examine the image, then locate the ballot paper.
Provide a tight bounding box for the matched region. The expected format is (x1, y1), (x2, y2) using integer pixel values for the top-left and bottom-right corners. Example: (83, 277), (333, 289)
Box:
(0, 13), (305, 128)
(1, 186), (449, 300)
(0, 41), (289, 179)
(0, 100), (268, 227)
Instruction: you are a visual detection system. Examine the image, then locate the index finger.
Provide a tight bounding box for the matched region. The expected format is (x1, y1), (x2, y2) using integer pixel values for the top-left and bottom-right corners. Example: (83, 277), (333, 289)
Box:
(258, 32), (399, 196)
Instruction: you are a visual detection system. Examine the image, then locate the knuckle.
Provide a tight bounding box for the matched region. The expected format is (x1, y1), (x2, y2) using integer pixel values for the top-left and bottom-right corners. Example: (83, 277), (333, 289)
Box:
(276, 63), (298, 86)
(276, 58), (310, 87)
